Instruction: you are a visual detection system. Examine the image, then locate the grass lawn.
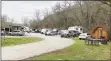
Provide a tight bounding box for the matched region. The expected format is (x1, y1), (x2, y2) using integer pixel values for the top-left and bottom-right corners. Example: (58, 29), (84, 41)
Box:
(25, 38), (111, 60)
(1, 36), (41, 46)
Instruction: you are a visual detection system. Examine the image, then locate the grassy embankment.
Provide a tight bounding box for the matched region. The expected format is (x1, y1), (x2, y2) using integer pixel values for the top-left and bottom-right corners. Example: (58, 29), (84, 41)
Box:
(25, 38), (111, 60)
(1, 36), (41, 46)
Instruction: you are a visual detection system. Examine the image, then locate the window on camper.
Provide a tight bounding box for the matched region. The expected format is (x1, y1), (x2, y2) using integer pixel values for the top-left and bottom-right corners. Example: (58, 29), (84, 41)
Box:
(76, 28), (78, 30)
(80, 28), (82, 30)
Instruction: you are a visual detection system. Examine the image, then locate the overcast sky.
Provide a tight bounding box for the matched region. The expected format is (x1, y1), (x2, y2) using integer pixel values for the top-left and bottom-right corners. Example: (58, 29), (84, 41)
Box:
(2, 1), (59, 24)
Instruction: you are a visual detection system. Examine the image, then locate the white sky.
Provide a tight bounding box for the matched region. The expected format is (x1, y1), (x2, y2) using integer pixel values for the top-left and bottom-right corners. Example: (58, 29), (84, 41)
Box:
(2, 1), (59, 24)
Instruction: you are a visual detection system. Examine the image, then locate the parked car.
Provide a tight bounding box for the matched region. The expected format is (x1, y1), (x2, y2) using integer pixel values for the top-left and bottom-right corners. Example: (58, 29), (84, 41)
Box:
(68, 30), (77, 37)
(45, 30), (57, 36)
(57, 30), (62, 35)
(35, 29), (41, 33)
(31, 30), (35, 33)
(41, 28), (49, 34)
(60, 30), (70, 38)
(78, 33), (91, 40)
(53, 28), (58, 34)
(41, 29), (45, 34)
(53, 28), (58, 32)
(8, 30), (25, 36)
(71, 30), (81, 37)
(35, 29), (39, 33)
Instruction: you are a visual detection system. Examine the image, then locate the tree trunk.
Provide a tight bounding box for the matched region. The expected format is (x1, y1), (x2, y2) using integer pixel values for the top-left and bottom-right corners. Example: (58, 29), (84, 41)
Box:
(108, 14), (111, 40)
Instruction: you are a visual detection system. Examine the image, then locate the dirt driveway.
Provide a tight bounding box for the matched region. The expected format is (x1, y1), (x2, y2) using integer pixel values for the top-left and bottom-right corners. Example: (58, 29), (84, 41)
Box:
(2, 33), (75, 60)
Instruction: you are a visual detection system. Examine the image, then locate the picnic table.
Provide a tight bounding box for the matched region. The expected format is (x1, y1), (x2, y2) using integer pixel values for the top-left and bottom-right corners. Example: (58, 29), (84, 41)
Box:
(85, 37), (105, 45)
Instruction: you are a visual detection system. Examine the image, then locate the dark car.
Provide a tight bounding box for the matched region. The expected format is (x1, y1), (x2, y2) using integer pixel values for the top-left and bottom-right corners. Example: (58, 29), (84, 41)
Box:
(68, 31), (76, 37)
(74, 31), (81, 37)
(69, 30), (81, 37)
(35, 29), (41, 33)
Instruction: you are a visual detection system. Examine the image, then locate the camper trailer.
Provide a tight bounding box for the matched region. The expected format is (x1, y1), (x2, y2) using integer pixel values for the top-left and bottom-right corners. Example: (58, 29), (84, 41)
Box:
(68, 26), (83, 33)
(24, 26), (30, 32)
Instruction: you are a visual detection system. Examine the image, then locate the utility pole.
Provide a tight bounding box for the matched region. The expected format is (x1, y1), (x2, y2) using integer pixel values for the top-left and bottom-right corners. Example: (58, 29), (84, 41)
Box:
(109, 14), (111, 40)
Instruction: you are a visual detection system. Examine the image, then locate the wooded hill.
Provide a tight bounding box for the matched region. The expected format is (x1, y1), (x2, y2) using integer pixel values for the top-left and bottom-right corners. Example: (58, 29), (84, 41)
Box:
(1, 1), (111, 40)
(28, 1), (111, 40)
(29, 1), (110, 31)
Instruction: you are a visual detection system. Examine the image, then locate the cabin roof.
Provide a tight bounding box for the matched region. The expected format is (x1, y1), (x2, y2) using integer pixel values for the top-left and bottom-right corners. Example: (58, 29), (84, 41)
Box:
(92, 25), (106, 34)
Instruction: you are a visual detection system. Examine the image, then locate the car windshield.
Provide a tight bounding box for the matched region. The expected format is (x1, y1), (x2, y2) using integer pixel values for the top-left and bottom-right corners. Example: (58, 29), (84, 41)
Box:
(41, 29), (47, 31)
(53, 29), (57, 31)
(47, 30), (52, 32)
(62, 30), (69, 33)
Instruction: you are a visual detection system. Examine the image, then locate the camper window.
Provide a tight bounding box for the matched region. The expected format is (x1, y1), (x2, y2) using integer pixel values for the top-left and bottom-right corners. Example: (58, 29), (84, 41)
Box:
(76, 28), (78, 30)
(80, 28), (82, 30)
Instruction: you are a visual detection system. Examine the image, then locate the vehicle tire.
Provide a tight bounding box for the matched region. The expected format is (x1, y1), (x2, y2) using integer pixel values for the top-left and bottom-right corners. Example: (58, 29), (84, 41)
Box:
(79, 38), (82, 40)
(68, 35), (71, 38)
(61, 35), (63, 37)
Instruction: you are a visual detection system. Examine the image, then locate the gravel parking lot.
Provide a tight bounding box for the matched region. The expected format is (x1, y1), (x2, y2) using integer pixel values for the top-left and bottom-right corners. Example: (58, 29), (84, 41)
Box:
(2, 33), (75, 60)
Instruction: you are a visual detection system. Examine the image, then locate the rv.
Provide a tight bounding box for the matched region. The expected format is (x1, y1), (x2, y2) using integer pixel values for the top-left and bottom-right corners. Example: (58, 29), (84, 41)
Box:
(68, 26), (83, 33)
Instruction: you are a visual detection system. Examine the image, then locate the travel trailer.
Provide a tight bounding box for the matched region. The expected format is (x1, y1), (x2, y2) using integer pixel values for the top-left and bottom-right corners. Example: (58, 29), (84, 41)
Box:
(68, 26), (83, 33)
(24, 26), (30, 32)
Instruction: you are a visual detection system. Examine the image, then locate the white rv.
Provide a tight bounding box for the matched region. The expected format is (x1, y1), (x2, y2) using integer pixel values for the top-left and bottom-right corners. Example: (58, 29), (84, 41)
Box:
(24, 27), (30, 32)
(68, 26), (83, 33)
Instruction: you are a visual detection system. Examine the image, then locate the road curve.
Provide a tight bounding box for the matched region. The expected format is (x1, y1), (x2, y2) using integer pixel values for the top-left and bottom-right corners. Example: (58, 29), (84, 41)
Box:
(2, 33), (75, 60)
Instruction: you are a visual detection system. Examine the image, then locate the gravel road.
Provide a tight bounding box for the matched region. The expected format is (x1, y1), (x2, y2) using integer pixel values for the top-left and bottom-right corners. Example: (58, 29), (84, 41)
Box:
(2, 33), (75, 60)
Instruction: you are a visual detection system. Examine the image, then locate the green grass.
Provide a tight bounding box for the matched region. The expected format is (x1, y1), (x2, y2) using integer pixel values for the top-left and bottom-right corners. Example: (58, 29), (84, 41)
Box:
(25, 38), (111, 60)
(1, 36), (41, 46)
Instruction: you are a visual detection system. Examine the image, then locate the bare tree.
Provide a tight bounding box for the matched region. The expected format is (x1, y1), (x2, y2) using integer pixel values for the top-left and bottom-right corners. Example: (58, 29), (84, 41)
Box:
(43, 8), (50, 18)
(23, 17), (30, 27)
(35, 9), (40, 21)
(101, 1), (111, 7)
(1, 15), (8, 28)
(100, 1), (111, 40)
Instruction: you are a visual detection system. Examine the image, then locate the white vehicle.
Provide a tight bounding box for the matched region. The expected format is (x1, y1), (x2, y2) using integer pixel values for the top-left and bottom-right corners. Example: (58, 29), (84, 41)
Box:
(45, 30), (52, 35)
(78, 33), (90, 40)
(60, 30), (70, 38)
(68, 26), (83, 33)
(53, 28), (58, 32)
(41, 28), (48, 34)
(24, 26), (30, 33)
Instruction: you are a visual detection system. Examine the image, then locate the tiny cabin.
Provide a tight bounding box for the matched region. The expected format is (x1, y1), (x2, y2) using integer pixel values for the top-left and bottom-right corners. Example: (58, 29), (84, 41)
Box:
(91, 25), (108, 40)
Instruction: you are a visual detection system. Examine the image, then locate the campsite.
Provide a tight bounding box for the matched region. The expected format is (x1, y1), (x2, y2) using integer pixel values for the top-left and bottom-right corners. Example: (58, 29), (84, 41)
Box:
(1, 1), (111, 60)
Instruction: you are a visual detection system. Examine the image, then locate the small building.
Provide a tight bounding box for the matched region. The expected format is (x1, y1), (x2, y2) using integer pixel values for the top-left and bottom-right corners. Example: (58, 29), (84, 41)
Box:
(11, 24), (24, 31)
(1, 23), (24, 32)
(68, 26), (83, 33)
(91, 25), (108, 40)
